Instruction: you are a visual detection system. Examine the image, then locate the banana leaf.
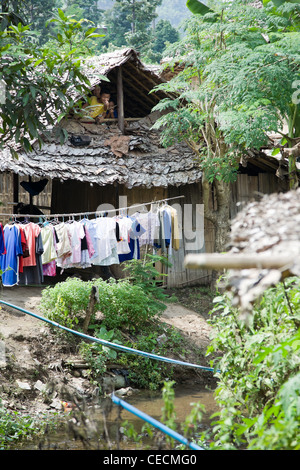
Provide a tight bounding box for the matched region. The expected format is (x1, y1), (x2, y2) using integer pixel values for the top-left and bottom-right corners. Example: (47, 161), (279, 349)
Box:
(186, 0), (212, 15)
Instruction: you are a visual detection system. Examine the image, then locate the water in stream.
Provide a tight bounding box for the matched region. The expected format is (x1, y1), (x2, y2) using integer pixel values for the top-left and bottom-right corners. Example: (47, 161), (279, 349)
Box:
(18, 385), (217, 450)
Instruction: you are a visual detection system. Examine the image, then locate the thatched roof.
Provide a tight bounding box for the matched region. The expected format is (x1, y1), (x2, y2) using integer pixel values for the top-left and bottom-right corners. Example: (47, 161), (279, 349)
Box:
(0, 47), (291, 189)
(0, 48), (201, 188)
(0, 114), (201, 188)
(227, 188), (300, 314)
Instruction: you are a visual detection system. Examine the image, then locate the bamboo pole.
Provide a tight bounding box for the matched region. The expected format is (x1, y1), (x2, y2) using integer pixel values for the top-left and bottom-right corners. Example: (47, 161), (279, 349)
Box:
(184, 253), (295, 270)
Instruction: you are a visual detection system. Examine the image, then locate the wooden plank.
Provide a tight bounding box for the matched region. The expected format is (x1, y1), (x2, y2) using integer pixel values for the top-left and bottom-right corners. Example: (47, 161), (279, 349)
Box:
(165, 183), (209, 287)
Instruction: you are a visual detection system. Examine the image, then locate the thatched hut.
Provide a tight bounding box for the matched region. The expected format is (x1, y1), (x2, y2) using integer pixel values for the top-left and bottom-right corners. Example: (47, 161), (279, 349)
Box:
(0, 48), (291, 287)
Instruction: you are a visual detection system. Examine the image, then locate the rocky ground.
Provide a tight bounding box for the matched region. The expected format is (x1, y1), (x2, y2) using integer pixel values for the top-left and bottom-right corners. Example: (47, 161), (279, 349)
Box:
(0, 285), (216, 419)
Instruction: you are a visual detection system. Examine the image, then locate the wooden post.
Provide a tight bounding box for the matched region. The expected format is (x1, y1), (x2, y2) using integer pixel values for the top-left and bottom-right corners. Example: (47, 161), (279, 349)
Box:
(117, 66), (125, 134)
(13, 173), (19, 207)
(184, 253), (295, 270)
(83, 285), (99, 334)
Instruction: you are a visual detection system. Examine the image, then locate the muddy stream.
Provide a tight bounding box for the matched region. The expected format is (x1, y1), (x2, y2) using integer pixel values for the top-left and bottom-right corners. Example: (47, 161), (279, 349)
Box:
(16, 385), (217, 450)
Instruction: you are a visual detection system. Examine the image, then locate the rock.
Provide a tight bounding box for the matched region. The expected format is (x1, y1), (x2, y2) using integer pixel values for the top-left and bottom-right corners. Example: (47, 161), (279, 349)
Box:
(113, 387), (136, 397)
(157, 333), (167, 345)
(101, 375), (126, 392)
(49, 398), (63, 410)
(0, 340), (6, 368)
(16, 380), (31, 390)
(34, 380), (46, 392)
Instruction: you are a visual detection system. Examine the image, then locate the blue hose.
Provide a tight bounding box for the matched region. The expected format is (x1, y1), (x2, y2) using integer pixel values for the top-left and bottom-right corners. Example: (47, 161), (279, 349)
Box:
(0, 299), (218, 372)
(111, 394), (204, 450)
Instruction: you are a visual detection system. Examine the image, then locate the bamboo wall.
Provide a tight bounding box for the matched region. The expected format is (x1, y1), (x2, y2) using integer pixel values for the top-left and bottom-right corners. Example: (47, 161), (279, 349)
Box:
(230, 173), (288, 219)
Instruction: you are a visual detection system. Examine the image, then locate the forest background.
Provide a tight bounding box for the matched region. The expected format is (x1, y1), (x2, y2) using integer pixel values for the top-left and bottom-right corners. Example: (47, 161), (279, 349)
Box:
(1, 0), (191, 63)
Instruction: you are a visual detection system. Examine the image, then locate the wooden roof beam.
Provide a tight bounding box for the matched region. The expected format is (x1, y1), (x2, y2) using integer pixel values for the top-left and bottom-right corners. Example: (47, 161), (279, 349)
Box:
(122, 66), (161, 104)
(122, 82), (157, 108)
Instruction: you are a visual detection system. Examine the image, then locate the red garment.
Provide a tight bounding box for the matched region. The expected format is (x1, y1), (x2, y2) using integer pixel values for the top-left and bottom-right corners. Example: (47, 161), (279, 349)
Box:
(18, 227), (29, 273)
(22, 223), (41, 267)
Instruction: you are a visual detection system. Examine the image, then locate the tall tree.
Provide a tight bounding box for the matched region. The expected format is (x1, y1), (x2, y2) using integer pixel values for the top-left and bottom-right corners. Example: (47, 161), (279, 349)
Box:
(64, 0), (103, 26)
(1, 0), (60, 43)
(152, 0), (300, 253)
(152, 19), (179, 56)
(103, 0), (162, 56)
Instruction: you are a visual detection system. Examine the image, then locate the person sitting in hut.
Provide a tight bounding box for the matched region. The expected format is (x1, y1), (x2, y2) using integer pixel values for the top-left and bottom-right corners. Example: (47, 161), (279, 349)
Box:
(83, 86), (111, 121)
(105, 97), (118, 119)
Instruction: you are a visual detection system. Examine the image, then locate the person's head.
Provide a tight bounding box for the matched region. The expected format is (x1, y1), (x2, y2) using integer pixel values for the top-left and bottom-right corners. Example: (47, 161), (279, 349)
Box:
(100, 88), (111, 106)
(93, 85), (101, 98)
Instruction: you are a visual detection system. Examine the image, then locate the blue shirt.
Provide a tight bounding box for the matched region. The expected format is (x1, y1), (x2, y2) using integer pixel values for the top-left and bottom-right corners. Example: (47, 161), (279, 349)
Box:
(1, 225), (23, 286)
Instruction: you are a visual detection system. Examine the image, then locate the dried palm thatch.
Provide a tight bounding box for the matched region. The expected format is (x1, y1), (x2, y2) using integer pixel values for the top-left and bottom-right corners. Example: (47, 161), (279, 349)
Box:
(227, 188), (300, 313)
(185, 188), (300, 314)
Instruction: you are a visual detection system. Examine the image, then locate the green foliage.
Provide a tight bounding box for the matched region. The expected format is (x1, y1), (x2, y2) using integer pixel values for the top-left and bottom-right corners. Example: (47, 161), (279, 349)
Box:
(0, 9), (98, 156)
(152, 0), (300, 184)
(79, 326), (122, 377)
(0, 403), (33, 449)
(118, 323), (185, 390)
(186, 0), (211, 16)
(100, 0), (181, 63)
(40, 276), (165, 332)
(64, 0), (103, 27)
(40, 277), (90, 330)
(123, 253), (176, 310)
(0, 399), (58, 449)
(40, 275), (186, 390)
(206, 276), (300, 449)
(96, 277), (164, 329)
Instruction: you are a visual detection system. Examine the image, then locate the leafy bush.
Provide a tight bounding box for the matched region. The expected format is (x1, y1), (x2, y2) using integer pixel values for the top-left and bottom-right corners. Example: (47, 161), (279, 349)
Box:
(40, 277), (90, 330)
(39, 275), (182, 390)
(123, 253), (175, 307)
(206, 277), (300, 450)
(40, 276), (165, 331)
(79, 326), (122, 379)
(93, 277), (164, 329)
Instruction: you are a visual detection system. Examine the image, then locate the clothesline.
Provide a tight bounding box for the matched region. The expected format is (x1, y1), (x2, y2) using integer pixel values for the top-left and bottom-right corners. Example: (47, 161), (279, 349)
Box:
(0, 196), (181, 287)
(0, 195), (185, 220)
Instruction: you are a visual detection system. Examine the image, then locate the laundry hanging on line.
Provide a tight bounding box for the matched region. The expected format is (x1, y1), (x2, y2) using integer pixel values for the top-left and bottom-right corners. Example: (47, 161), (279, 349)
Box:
(0, 204), (180, 287)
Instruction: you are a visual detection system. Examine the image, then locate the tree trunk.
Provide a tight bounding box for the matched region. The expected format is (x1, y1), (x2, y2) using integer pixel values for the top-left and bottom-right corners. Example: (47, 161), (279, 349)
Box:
(202, 175), (231, 284)
(202, 176), (231, 252)
(213, 179), (231, 252)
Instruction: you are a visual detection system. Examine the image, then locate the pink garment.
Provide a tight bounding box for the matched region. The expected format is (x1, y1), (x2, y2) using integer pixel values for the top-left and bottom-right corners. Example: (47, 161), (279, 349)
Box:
(43, 260), (56, 277)
(22, 223), (41, 267)
(43, 228), (57, 277)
